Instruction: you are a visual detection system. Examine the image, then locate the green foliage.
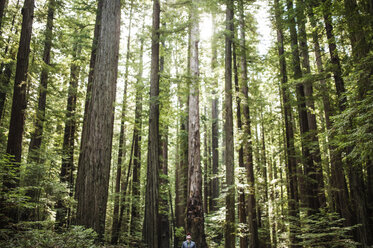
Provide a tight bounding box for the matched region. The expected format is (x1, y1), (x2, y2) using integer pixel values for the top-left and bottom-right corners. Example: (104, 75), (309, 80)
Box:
(175, 226), (186, 243)
(0, 225), (98, 248)
(295, 211), (359, 248)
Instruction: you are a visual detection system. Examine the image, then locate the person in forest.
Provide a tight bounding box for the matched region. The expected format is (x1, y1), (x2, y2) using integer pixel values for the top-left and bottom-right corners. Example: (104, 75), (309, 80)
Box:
(181, 233), (196, 248)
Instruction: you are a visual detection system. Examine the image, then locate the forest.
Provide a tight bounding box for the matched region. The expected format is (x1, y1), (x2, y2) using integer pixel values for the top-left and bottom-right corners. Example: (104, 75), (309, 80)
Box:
(0, 0), (372, 247)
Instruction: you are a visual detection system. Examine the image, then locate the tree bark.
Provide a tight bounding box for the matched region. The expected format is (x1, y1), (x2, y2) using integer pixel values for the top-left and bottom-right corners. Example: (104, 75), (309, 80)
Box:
(233, 35), (247, 248)
(27, 0), (55, 162)
(0, 0), (20, 123)
(159, 21), (170, 248)
(5, 0), (35, 175)
(143, 0), (160, 246)
(308, 4), (334, 210)
(111, 1), (133, 243)
(224, 0), (236, 247)
(79, 0), (103, 165)
(129, 20), (144, 245)
(22, 2), (55, 221)
(343, 0), (372, 98)
(238, 0), (259, 247)
(286, 0), (316, 215)
(186, 1), (207, 247)
(1, 0), (35, 227)
(203, 107), (210, 215)
(55, 38), (81, 228)
(296, 0), (326, 210)
(273, 0), (299, 246)
(210, 13), (220, 212)
(321, 0), (354, 227)
(75, 0), (120, 239)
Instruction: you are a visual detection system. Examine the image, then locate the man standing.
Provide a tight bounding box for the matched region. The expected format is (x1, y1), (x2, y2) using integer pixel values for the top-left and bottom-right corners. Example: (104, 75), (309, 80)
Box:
(182, 233), (196, 248)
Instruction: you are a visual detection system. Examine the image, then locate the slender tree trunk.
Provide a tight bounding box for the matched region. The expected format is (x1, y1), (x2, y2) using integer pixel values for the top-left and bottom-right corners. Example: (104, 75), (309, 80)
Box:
(111, 1), (133, 243)
(75, 0), (121, 239)
(233, 24), (247, 248)
(159, 21), (170, 247)
(268, 126), (277, 248)
(238, 0), (259, 246)
(203, 108), (209, 214)
(343, 1), (372, 245)
(260, 109), (271, 246)
(286, 0), (317, 215)
(174, 35), (188, 245)
(273, 0), (299, 246)
(210, 13), (220, 212)
(55, 39), (81, 228)
(308, 5), (334, 210)
(344, 0), (372, 98)
(1, 0), (35, 228)
(186, 1), (207, 247)
(143, 0), (160, 246)
(27, 0), (55, 162)
(321, 0), (346, 110)
(0, 0), (20, 124)
(21, 0), (55, 221)
(175, 83), (188, 247)
(118, 135), (135, 243)
(296, 0), (326, 210)
(321, 0), (354, 228)
(159, 129), (170, 248)
(129, 22), (145, 244)
(224, 0), (235, 246)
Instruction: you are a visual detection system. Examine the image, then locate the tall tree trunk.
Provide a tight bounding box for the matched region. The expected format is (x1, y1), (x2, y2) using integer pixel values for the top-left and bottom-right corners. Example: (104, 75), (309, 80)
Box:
(0, 0), (20, 124)
(111, 1), (133, 243)
(129, 21), (144, 245)
(238, 0), (259, 246)
(143, 0), (160, 246)
(118, 135), (135, 243)
(159, 21), (170, 247)
(343, 0), (372, 245)
(233, 23), (247, 248)
(344, 0), (372, 98)
(296, 0), (326, 210)
(159, 130), (170, 247)
(79, 0), (103, 165)
(27, 0), (55, 162)
(268, 124), (277, 248)
(286, 0), (316, 215)
(175, 84), (188, 247)
(260, 109), (271, 246)
(210, 13), (220, 212)
(75, 0), (120, 239)
(186, 1), (207, 247)
(224, 0), (235, 247)
(308, 4), (334, 210)
(321, 0), (353, 227)
(203, 107), (210, 214)
(55, 38), (81, 228)
(22, 0), (55, 221)
(273, 0), (299, 246)
(1, 0), (35, 227)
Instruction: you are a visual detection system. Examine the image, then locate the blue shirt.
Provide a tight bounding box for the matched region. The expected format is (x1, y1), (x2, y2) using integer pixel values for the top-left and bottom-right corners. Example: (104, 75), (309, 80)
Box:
(181, 240), (196, 248)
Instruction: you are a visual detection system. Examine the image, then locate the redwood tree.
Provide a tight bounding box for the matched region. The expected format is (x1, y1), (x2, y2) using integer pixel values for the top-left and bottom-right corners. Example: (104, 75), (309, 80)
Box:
(1, 0), (35, 227)
(75, 0), (121, 239)
(186, 0), (207, 247)
(224, 0), (236, 246)
(143, 0), (160, 246)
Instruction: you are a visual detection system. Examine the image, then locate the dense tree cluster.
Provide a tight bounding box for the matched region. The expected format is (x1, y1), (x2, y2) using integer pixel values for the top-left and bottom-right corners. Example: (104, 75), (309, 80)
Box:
(0, 0), (372, 247)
